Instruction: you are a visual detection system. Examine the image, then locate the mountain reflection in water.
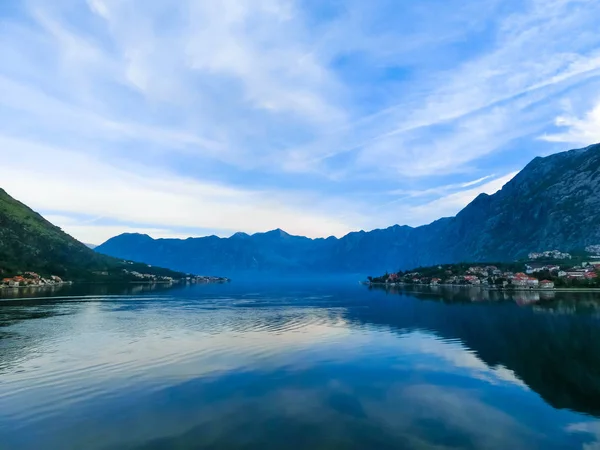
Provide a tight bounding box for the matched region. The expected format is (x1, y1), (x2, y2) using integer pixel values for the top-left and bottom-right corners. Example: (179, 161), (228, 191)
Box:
(1, 281), (600, 450)
(368, 284), (600, 416)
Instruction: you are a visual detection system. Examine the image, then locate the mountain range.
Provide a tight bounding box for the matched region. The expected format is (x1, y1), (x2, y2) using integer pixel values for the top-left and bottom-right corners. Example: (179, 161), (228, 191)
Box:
(96, 143), (600, 277)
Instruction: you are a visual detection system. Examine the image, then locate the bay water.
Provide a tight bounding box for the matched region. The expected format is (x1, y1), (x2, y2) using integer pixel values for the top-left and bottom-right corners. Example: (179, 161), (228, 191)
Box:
(2, 282), (600, 449)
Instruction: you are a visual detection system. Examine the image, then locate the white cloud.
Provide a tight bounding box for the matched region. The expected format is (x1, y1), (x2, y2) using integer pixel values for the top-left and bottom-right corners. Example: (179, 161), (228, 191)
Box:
(368, 171), (519, 230)
(0, 136), (360, 242)
(316, 0), (600, 177)
(387, 174), (496, 200)
(2, 131), (519, 243)
(566, 421), (600, 450)
(398, 331), (527, 388)
(0, 0), (599, 241)
(402, 171), (519, 224)
(460, 175), (495, 188)
(542, 99), (600, 145)
(42, 215), (195, 245)
(0, 75), (224, 155)
(18, 0), (599, 179)
(8, 0), (350, 173)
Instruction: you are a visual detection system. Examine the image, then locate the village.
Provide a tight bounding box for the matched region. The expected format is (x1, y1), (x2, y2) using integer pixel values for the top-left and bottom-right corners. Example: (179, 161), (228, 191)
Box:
(0, 269), (229, 289)
(1, 272), (71, 288)
(369, 249), (600, 290)
(122, 269), (229, 284)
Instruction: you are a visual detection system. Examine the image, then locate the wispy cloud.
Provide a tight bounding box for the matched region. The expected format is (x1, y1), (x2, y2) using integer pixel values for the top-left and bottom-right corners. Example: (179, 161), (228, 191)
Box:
(403, 172), (520, 224)
(0, 0), (598, 242)
(542, 98), (600, 145)
(387, 174), (496, 200)
(0, 136), (363, 241)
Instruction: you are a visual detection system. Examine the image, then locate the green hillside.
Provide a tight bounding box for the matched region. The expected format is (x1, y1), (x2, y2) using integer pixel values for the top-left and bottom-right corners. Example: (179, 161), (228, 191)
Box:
(0, 188), (187, 281)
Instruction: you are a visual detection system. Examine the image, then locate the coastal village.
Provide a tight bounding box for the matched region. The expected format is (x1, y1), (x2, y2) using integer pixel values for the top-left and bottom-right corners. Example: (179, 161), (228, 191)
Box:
(1, 269), (229, 289)
(121, 268), (229, 284)
(1, 272), (70, 288)
(370, 248), (600, 290)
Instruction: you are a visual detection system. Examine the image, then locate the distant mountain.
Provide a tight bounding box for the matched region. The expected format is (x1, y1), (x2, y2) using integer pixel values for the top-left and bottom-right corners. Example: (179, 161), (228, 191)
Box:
(85, 243), (98, 249)
(96, 143), (600, 277)
(0, 189), (189, 281)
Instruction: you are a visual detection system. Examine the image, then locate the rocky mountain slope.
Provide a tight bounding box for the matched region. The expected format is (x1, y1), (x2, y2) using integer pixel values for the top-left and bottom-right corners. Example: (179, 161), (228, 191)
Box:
(0, 188), (189, 281)
(96, 143), (600, 276)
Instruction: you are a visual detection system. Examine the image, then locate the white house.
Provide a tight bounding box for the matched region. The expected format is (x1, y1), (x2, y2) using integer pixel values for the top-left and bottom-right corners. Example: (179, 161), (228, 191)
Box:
(540, 280), (555, 289)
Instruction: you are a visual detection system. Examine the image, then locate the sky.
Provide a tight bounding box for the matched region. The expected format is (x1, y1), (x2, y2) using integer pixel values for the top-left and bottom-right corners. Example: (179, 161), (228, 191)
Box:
(1, 0), (600, 244)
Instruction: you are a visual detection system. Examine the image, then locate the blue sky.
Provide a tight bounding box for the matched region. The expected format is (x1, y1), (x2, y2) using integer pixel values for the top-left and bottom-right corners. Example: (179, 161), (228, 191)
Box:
(1, 0), (600, 244)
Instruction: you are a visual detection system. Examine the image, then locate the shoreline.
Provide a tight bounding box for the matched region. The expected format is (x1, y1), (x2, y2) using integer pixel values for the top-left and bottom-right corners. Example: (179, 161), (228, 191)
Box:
(0, 278), (230, 294)
(0, 282), (73, 290)
(365, 282), (600, 293)
(1, 278), (230, 289)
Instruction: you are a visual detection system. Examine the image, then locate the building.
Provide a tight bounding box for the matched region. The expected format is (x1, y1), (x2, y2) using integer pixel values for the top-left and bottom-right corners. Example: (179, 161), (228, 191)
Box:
(387, 273), (399, 283)
(540, 280), (555, 289)
(586, 244), (600, 254)
(463, 275), (481, 285)
(528, 250), (572, 260)
(511, 273), (538, 288)
(525, 263), (548, 274)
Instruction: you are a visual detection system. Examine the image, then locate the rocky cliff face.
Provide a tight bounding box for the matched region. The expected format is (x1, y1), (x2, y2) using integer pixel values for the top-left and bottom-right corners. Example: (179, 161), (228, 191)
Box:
(96, 143), (600, 276)
(446, 143), (600, 262)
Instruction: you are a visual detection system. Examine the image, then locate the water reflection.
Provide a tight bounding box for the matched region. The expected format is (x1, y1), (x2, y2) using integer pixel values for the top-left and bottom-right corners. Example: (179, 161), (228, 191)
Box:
(370, 283), (600, 314)
(370, 283), (560, 303)
(1, 282), (600, 449)
(367, 284), (600, 416)
(0, 282), (186, 300)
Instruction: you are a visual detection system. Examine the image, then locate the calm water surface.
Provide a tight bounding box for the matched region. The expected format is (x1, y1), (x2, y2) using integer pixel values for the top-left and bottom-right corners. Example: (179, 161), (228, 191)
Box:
(2, 282), (600, 449)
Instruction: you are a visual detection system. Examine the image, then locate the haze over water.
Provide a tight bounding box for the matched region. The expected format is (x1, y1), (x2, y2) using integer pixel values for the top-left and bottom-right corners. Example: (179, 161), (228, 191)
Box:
(2, 282), (600, 449)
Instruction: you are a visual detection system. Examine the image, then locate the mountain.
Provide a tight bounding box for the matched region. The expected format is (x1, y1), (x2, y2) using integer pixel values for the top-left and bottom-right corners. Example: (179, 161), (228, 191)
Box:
(96, 143), (600, 277)
(0, 188), (189, 281)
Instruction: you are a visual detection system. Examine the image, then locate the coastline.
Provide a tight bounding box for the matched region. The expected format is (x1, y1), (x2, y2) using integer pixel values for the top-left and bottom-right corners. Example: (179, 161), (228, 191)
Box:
(0, 278), (230, 296)
(0, 279), (229, 288)
(0, 279), (232, 302)
(364, 282), (600, 293)
(0, 281), (73, 290)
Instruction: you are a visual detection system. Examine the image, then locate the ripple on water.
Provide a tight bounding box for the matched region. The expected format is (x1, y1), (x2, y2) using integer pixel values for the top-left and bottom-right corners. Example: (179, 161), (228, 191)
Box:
(0, 294), (353, 429)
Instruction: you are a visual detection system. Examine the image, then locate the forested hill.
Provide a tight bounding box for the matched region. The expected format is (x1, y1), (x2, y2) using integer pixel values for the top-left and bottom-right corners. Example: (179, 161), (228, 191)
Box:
(0, 188), (188, 281)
